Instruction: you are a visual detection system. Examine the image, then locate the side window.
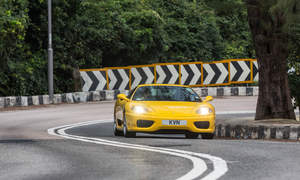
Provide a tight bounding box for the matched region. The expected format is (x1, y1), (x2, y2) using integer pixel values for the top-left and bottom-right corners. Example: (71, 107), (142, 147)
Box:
(182, 88), (201, 102)
(188, 88), (201, 102)
(181, 88), (192, 101)
(132, 86), (153, 101)
(132, 87), (144, 100)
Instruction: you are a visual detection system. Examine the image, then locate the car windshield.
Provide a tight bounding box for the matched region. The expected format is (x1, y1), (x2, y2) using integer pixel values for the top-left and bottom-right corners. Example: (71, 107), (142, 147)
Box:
(132, 86), (201, 102)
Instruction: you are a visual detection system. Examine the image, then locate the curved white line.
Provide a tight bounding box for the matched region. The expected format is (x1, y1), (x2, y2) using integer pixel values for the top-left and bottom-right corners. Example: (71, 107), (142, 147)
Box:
(48, 120), (228, 180)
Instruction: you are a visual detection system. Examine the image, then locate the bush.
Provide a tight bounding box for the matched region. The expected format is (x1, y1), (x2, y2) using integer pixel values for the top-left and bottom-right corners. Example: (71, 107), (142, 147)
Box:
(0, 0), (29, 96)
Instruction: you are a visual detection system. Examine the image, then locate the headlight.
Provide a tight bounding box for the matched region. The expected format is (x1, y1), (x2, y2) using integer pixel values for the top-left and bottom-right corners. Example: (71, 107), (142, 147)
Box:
(196, 107), (212, 115)
(132, 106), (147, 114)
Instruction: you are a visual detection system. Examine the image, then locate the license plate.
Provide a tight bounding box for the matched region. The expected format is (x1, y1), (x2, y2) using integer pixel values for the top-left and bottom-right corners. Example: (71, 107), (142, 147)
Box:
(162, 120), (187, 126)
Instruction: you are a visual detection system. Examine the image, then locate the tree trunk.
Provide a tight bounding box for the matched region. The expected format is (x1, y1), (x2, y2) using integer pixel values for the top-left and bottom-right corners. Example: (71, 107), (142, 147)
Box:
(73, 67), (81, 92)
(246, 0), (296, 120)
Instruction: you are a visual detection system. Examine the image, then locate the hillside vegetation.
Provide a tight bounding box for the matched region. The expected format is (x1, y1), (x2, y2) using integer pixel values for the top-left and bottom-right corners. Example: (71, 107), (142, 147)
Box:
(0, 0), (298, 97)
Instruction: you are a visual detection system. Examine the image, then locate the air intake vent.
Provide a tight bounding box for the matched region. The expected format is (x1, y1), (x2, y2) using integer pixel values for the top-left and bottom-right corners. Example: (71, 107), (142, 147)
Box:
(194, 121), (210, 129)
(137, 120), (154, 128)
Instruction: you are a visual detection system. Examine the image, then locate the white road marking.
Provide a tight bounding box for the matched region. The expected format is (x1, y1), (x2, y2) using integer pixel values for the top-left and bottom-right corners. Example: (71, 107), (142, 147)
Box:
(48, 120), (228, 180)
(216, 111), (255, 115)
(217, 110), (298, 115)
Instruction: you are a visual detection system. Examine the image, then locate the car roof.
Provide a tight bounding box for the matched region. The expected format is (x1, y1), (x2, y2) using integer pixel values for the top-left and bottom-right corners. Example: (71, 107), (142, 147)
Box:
(137, 84), (189, 88)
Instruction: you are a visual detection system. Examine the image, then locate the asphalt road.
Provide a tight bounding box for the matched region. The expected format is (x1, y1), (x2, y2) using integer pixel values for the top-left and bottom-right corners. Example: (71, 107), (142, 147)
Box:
(1, 97), (300, 180)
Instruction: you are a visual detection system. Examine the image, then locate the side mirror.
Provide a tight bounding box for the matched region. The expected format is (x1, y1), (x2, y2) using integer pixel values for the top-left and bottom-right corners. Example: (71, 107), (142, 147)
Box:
(203, 96), (213, 102)
(117, 94), (129, 101)
(195, 96), (201, 102)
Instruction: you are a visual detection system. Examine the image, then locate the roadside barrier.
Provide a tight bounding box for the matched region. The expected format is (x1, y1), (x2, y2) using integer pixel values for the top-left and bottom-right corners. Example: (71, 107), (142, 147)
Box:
(216, 124), (300, 141)
(0, 86), (258, 108)
(80, 59), (259, 91)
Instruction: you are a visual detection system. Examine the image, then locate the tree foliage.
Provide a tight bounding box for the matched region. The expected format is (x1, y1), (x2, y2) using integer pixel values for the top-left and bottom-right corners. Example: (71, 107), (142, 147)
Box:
(288, 38), (300, 110)
(2, 0), (296, 98)
(204, 0), (255, 59)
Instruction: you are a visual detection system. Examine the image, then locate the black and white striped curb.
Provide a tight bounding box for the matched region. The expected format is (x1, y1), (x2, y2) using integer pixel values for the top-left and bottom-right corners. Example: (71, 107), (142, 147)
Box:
(193, 86), (259, 97)
(0, 90), (128, 108)
(0, 86), (257, 109)
(215, 123), (300, 141)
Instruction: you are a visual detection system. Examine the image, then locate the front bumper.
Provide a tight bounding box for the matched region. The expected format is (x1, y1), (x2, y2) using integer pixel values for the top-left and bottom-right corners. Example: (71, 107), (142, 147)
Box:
(125, 112), (215, 133)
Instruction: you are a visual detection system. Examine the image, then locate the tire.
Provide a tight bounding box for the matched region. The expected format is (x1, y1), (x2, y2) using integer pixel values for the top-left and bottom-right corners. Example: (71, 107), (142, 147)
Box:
(123, 114), (136, 138)
(185, 132), (199, 139)
(201, 133), (214, 139)
(113, 119), (123, 136)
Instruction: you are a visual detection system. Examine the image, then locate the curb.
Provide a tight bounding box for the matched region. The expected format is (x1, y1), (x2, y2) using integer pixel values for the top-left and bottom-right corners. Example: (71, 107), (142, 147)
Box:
(0, 86), (257, 109)
(0, 90), (127, 109)
(215, 123), (300, 141)
(193, 86), (259, 97)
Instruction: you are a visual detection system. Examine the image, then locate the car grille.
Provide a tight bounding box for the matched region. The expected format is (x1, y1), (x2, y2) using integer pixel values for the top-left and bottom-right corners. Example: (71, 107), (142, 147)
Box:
(194, 121), (210, 129)
(137, 120), (154, 128)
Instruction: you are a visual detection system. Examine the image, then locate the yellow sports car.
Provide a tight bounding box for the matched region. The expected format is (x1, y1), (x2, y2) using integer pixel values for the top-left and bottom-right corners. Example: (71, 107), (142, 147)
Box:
(113, 84), (215, 139)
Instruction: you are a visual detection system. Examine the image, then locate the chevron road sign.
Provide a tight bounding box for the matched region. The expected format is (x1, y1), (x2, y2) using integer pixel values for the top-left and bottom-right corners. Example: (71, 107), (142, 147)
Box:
(180, 64), (201, 85)
(252, 61), (259, 82)
(131, 66), (155, 89)
(156, 65), (179, 84)
(230, 61), (251, 82)
(80, 71), (107, 91)
(107, 69), (130, 90)
(203, 63), (229, 85)
(80, 59), (259, 91)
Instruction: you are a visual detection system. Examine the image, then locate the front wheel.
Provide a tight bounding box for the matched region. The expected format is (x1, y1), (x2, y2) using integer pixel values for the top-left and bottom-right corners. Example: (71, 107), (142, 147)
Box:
(201, 133), (214, 139)
(123, 115), (136, 138)
(113, 120), (123, 136)
(185, 132), (199, 139)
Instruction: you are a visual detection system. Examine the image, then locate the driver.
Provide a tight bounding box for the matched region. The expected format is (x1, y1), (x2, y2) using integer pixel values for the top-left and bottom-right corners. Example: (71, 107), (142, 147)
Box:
(143, 88), (152, 100)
